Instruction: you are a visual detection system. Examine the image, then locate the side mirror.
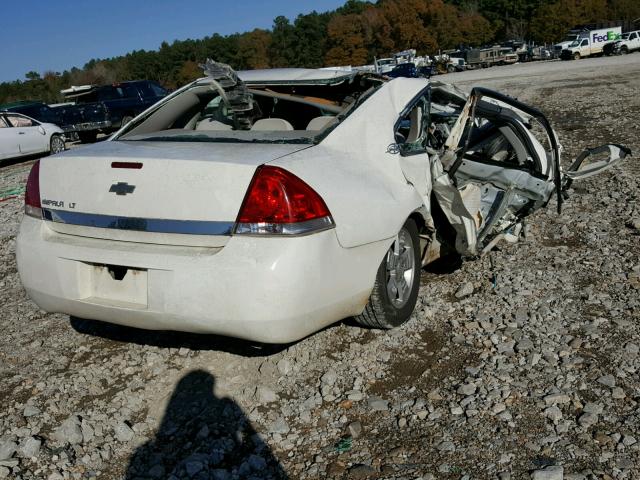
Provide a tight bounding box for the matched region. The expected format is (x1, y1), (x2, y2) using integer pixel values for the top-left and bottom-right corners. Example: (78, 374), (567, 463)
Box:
(37, 125), (46, 135)
(563, 144), (631, 191)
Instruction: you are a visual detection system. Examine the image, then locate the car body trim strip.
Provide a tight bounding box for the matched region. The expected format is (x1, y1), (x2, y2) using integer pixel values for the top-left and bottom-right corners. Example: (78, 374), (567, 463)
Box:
(42, 209), (234, 236)
(233, 216), (335, 236)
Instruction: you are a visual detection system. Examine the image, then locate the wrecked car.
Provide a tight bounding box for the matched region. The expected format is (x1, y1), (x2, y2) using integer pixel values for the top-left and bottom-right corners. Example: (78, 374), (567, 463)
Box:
(16, 61), (630, 343)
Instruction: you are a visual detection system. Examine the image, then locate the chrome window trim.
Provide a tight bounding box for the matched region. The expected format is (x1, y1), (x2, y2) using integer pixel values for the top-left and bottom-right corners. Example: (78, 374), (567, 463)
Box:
(42, 209), (234, 236)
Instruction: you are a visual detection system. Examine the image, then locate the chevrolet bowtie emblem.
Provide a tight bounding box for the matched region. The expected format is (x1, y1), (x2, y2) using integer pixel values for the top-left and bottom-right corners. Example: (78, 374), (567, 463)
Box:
(109, 182), (136, 196)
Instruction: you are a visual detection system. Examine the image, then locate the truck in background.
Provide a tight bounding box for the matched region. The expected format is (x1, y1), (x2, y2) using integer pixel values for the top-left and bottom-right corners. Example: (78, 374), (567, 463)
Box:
(466, 46), (506, 68)
(0, 101), (66, 127)
(519, 45), (553, 62)
(59, 80), (167, 142)
(446, 57), (467, 72)
(374, 49), (432, 74)
(554, 29), (582, 57)
(603, 30), (640, 55)
(560, 26), (622, 60)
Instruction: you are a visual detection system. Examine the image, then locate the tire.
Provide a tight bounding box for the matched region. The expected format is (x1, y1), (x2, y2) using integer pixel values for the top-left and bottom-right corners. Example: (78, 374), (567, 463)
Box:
(621, 46), (628, 55)
(355, 219), (421, 329)
(78, 131), (98, 143)
(447, 64), (455, 73)
(49, 134), (65, 155)
(573, 52), (580, 60)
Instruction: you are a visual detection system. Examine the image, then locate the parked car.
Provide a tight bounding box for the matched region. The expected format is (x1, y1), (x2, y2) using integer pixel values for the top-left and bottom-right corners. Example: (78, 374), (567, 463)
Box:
(519, 45), (552, 62)
(16, 62), (630, 343)
(0, 111), (65, 161)
(603, 30), (640, 55)
(59, 80), (168, 143)
(418, 65), (438, 77)
(386, 62), (418, 78)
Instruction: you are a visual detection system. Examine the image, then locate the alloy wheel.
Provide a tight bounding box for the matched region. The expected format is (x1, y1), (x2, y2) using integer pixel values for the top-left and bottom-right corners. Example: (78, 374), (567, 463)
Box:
(51, 136), (65, 154)
(385, 228), (416, 308)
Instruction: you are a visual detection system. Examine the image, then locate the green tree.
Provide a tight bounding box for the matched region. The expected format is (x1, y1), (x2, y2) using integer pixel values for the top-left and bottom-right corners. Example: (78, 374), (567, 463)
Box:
(269, 16), (296, 67)
(289, 12), (333, 68)
(530, 0), (608, 43)
(237, 29), (272, 69)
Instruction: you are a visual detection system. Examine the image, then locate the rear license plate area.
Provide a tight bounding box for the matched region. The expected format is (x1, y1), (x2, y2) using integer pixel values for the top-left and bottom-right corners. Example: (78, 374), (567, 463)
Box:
(87, 263), (148, 308)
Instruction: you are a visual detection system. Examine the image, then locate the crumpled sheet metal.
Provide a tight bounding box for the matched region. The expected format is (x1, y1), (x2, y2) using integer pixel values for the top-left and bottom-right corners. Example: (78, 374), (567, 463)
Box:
(199, 59), (254, 117)
(565, 144), (631, 180)
(430, 154), (478, 256)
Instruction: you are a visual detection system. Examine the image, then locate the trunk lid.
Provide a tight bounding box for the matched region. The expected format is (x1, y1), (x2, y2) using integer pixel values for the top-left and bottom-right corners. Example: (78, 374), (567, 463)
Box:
(39, 140), (310, 246)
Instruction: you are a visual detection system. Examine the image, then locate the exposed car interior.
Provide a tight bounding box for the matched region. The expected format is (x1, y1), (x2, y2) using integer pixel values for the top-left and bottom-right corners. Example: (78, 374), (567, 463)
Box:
(119, 72), (384, 142)
(2, 112), (37, 127)
(392, 82), (558, 254)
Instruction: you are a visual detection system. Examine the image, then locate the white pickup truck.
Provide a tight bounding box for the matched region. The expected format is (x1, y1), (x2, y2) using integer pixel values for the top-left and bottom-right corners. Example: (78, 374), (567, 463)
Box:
(561, 27), (622, 60)
(604, 30), (640, 55)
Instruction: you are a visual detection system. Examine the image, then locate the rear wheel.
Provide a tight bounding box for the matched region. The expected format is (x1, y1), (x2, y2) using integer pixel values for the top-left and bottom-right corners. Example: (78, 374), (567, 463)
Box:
(49, 134), (65, 154)
(355, 219), (421, 329)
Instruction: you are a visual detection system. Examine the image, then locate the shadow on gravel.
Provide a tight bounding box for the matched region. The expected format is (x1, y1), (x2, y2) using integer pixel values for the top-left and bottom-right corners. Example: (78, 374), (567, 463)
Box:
(0, 155), (40, 169)
(70, 317), (289, 357)
(423, 252), (463, 274)
(125, 369), (288, 479)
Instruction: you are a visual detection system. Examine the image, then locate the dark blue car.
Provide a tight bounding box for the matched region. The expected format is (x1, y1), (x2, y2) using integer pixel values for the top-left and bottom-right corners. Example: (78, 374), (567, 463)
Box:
(386, 63), (418, 78)
(386, 63), (436, 79)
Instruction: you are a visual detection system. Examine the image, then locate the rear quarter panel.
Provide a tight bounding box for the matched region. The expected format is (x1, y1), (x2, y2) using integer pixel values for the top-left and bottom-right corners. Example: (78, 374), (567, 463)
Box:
(272, 79), (429, 249)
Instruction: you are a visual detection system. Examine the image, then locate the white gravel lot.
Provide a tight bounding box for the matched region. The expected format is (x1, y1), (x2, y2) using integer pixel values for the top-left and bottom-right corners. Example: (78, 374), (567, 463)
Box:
(0, 55), (639, 480)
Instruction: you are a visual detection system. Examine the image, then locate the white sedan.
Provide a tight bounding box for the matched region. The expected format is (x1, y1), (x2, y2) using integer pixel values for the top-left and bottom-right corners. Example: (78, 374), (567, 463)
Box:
(16, 62), (629, 343)
(0, 111), (65, 161)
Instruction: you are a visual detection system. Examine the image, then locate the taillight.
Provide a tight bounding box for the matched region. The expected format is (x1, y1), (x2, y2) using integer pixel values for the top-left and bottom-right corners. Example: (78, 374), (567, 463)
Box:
(25, 160), (42, 219)
(234, 165), (334, 235)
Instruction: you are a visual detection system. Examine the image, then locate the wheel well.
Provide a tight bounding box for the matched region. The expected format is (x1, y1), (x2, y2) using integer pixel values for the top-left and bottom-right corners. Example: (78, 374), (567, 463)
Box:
(429, 195), (457, 247)
(409, 211), (426, 234)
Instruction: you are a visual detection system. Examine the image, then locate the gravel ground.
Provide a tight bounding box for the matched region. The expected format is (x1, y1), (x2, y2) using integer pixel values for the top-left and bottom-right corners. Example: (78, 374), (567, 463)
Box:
(1, 56), (639, 480)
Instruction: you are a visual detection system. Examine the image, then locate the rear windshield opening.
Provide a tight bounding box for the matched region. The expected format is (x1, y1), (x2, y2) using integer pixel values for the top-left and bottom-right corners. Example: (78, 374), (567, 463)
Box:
(119, 73), (382, 144)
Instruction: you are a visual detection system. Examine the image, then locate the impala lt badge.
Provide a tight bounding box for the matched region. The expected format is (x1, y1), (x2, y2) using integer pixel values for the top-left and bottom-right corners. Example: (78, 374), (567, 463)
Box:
(109, 182), (136, 196)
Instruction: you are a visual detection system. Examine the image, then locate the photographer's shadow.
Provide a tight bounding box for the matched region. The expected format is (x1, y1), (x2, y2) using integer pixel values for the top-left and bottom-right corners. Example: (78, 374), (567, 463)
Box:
(126, 369), (288, 479)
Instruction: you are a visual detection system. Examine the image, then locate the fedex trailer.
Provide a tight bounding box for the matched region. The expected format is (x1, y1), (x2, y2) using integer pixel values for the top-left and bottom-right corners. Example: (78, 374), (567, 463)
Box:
(561, 27), (622, 59)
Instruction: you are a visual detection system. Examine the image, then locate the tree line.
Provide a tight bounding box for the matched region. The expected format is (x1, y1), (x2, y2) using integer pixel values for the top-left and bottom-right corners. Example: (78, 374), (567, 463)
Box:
(1, 0), (638, 105)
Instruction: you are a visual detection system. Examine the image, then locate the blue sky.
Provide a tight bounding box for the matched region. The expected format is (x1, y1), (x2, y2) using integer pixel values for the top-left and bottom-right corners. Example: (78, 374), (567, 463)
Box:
(0, 0), (346, 83)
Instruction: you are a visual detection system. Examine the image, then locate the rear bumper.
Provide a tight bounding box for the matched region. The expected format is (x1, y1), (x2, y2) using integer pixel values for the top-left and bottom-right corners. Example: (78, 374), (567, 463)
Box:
(66, 120), (112, 132)
(16, 217), (387, 343)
